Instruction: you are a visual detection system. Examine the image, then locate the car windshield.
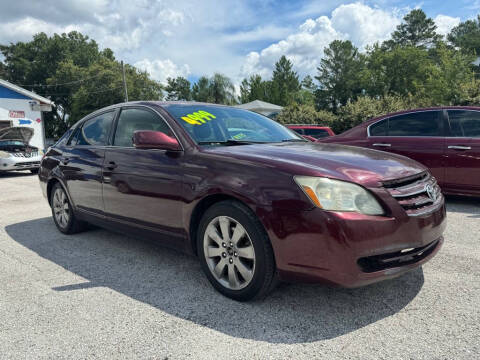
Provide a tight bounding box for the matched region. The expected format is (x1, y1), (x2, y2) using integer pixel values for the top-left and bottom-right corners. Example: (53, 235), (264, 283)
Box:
(163, 104), (304, 145)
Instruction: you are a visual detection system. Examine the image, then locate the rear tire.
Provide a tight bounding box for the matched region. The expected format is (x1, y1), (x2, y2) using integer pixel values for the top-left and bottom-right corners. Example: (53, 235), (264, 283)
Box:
(50, 183), (87, 234)
(197, 200), (277, 301)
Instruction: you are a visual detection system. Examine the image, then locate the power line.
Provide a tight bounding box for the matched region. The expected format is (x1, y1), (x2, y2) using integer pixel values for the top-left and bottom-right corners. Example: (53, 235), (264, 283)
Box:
(37, 86), (124, 97)
(13, 73), (106, 87)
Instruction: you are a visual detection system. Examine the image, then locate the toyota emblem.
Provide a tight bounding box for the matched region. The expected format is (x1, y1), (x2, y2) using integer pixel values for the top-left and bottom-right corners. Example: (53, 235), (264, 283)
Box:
(425, 184), (437, 202)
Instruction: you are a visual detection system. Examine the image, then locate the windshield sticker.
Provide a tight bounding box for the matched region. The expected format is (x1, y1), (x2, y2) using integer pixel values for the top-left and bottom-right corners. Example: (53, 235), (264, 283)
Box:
(181, 110), (216, 125)
(232, 133), (246, 140)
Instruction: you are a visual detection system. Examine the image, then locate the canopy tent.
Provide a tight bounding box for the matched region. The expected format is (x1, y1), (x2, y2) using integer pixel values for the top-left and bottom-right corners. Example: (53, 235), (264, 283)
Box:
(235, 100), (283, 117)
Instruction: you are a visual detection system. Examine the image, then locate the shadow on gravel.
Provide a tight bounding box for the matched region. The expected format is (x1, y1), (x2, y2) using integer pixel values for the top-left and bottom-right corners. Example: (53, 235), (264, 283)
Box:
(445, 195), (480, 218)
(6, 217), (424, 344)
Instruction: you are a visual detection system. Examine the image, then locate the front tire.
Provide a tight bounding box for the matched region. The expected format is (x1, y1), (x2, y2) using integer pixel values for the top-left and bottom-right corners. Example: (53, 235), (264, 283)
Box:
(50, 183), (87, 234)
(197, 200), (277, 301)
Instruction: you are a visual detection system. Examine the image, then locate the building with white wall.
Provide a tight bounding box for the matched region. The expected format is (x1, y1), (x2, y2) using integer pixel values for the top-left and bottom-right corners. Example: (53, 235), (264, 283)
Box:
(0, 79), (53, 150)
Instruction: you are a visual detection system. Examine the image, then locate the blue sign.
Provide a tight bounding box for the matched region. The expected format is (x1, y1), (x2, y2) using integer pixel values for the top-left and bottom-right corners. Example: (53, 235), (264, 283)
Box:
(18, 119), (32, 125)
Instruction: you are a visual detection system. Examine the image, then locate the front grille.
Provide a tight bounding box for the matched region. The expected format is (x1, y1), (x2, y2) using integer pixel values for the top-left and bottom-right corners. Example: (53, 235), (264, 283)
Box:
(11, 152), (39, 158)
(383, 172), (442, 216)
(357, 238), (440, 272)
(14, 161), (40, 167)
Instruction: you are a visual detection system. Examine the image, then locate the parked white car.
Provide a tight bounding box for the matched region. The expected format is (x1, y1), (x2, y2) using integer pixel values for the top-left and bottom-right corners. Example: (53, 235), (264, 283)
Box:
(0, 127), (43, 173)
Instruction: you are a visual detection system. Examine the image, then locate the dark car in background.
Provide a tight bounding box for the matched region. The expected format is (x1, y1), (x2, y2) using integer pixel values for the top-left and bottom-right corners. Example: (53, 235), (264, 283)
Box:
(286, 125), (335, 141)
(39, 102), (445, 301)
(321, 107), (480, 197)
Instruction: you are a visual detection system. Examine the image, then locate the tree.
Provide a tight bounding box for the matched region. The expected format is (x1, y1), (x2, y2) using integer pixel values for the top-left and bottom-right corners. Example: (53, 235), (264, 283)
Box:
(191, 76), (211, 102)
(165, 76), (191, 101)
(0, 31), (162, 138)
(209, 73), (236, 104)
(448, 15), (480, 55)
(270, 55), (300, 106)
(191, 73), (236, 104)
(386, 9), (441, 48)
(315, 40), (365, 113)
(239, 74), (271, 103)
(295, 75), (316, 105)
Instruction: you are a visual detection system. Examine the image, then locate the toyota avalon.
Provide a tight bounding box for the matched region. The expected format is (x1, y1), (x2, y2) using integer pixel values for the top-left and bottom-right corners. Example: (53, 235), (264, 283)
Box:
(39, 102), (446, 301)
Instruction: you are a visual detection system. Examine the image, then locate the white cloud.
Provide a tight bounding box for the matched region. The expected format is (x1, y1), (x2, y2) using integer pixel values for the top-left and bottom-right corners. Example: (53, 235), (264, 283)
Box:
(134, 59), (190, 84)
(434, 15), (460, 36)
(240, 2), (401, 79)
(0, 17), (79, 43)
(330, 3), (400, 49)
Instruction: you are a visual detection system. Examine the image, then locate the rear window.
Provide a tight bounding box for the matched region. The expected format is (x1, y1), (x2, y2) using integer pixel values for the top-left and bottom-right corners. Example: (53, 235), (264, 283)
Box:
(448, 110), (480, 138)
(303, 128), (330, 138)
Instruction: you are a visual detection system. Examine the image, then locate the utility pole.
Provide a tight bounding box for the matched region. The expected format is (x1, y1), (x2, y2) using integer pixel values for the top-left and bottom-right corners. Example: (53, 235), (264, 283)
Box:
(121, 60), (128, 102)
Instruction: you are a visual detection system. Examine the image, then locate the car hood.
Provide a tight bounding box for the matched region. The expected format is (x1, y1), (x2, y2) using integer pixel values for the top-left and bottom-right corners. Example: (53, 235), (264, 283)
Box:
(0, 127), (34, 144)
(202, 142), (427, 187)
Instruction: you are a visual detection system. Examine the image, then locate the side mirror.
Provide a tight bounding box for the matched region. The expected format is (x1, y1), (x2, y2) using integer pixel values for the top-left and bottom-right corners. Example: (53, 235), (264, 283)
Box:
(133, 130), (182, 151)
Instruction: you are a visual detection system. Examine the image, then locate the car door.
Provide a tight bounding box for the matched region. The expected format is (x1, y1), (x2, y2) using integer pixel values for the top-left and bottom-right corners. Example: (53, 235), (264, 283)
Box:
(444, 109), (480, 195)
(61, 110), (115, 214)
(102, 106), (185, 239)
(367, 110), (445, 184)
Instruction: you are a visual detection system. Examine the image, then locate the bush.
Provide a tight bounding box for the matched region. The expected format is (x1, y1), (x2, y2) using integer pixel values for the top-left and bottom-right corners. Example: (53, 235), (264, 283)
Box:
(276, 103), (337, 126)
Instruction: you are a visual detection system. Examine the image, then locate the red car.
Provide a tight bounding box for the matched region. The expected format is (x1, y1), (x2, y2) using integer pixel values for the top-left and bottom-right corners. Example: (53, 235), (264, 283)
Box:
(321, 107), (480, 197)
(39, 102), (445, 301)
(286, 125), (335, 141)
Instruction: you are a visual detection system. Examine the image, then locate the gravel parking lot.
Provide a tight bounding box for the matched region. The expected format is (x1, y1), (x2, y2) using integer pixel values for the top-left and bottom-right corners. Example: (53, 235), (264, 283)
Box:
(0, 172), (479, 359)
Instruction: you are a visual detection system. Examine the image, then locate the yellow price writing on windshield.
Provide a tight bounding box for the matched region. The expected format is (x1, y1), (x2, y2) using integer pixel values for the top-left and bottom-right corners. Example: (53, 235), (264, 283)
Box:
(181, 110), (216, 125)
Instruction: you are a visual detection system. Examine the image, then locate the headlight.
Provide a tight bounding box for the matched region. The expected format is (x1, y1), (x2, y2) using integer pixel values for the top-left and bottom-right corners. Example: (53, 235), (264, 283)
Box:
(294, 176), (384, 215)
(0, 151), (11, 159)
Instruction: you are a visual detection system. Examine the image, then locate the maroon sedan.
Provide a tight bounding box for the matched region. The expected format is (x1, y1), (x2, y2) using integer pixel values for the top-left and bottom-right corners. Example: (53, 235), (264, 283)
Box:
(39, 102), (445, 301)
(321, 107), (480, 197)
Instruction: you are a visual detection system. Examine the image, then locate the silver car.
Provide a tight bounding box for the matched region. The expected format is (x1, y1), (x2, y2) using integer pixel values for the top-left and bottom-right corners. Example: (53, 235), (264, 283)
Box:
(0, 127), (43, 174)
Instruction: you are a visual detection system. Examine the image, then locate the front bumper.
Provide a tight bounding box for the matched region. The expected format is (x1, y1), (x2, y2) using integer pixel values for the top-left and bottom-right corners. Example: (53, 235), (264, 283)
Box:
(0, 155), (42, 171)
(259, 198), (446, 287)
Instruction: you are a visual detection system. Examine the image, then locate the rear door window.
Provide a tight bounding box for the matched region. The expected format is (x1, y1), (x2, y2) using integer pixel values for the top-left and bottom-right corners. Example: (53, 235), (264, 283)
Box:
(70, 111), (115, 146)
(448, 110), (480, 138)
(369, 119), (388, 136)
(387, 111), (442, 137)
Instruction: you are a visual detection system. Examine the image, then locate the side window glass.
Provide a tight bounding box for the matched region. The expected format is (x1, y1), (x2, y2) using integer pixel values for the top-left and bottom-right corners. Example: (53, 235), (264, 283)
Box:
(369, 120), (388, 136)
(113, 108), (173, 147)
(388, 111), (441, 137)
(72, 112), (114, 146)
(448, 110), (480, 138)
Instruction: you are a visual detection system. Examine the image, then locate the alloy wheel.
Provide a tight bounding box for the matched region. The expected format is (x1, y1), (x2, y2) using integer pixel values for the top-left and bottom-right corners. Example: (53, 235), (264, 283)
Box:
(203, 216), (256, 290)
(53, 187), (70, 228)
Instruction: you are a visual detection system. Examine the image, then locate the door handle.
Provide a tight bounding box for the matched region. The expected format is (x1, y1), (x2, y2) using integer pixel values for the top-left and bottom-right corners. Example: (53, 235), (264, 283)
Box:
(106, 161), (118, 170)
(372, 143), (391, 147)
(448, 145), (471, 150)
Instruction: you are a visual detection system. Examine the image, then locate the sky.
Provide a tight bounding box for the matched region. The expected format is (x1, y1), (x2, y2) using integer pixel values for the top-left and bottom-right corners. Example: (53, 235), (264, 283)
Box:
(0, 0), (477, 86)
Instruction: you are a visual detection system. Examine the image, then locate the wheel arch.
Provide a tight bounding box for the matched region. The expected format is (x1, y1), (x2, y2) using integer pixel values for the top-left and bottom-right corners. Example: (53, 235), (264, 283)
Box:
(188, 193), (261, 256)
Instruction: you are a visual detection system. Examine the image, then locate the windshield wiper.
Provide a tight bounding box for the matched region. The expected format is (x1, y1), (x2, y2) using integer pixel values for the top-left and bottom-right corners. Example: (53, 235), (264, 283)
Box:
(281, 138), (308, 142)
(198, 139), (263, 146)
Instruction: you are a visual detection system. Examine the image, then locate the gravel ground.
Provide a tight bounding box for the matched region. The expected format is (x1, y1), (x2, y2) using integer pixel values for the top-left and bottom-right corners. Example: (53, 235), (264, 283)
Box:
(0, 172), (479, 359)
